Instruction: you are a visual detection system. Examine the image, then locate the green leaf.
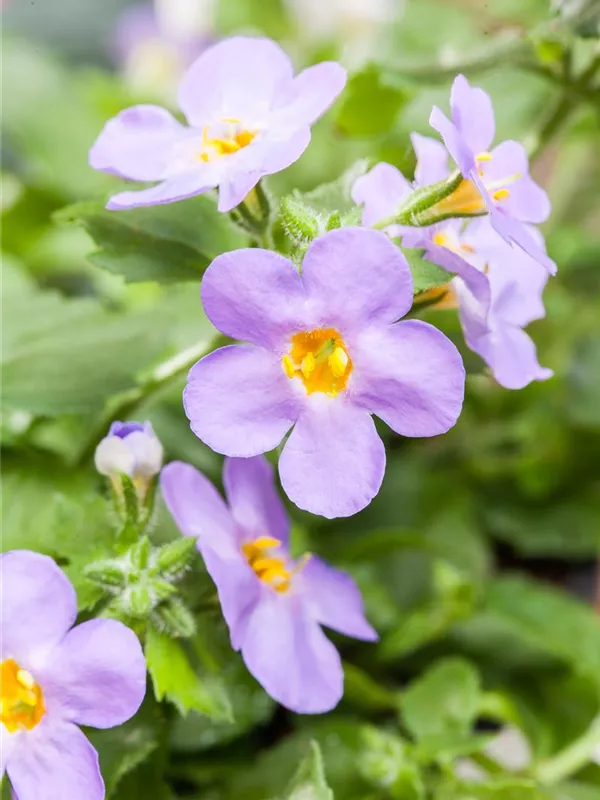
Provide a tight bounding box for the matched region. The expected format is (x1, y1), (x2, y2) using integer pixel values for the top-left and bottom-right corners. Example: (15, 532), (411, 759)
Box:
(401, 657), (481, 742)
(57, 194), (248, 284)
(1, 284), (166, 416)
(485, 576), (600, 685)
(282, 741), (334, 800)
(337, 66), (411, 137)
(343, 662), (399, 712)
(145, 626), (232, 721)
(402, 247), (452, 295)
(294, 160), (369, 216)
(551, 782), (600, 800)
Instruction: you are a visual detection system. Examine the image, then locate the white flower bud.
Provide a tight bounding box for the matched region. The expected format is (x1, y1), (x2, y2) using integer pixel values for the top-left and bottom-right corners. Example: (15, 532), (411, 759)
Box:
(94, 421), (163, 480)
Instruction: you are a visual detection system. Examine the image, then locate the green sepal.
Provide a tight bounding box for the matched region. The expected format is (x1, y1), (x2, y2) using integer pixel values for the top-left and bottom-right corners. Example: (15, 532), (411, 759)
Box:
(150, 536), (198, 579)
(153, 597), (197, 639)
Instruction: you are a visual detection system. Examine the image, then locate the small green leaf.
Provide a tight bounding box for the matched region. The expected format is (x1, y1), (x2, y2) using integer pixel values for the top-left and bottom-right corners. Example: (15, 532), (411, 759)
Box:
(282, 741), (334, 800)
(401, 657), (481, 742)
(145, 626), (232, 721)
(337, 66), (411, 137)
(56, 194), (248, 284)
(437, 778), (545, 800)
(402, 247), (452, 295)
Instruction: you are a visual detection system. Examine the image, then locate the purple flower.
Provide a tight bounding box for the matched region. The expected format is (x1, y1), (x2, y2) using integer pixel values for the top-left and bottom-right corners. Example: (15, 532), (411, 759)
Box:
(94, 420), (163, 482)
(183, 227), (465, 519)
(160, 455), (377, 713)
(429, 75), (556, 275)
(1, 551), (146, 800)
(90, 36), (346, 213)
(353, 157), (551, 389)
(113, 2), (211, 102)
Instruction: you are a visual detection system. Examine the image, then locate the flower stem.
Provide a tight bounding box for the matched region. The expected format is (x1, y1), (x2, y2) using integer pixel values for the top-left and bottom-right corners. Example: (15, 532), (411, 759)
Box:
(533, 714), (600, 784)
(78, 338), (219, 466)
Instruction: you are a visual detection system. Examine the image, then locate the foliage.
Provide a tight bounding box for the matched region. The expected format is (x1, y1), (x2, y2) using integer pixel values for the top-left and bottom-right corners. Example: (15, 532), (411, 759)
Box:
(2, 0), (600, 798)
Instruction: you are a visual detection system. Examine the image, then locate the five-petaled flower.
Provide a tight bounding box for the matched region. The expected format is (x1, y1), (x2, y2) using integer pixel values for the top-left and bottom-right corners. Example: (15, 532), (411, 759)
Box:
(429, 74), (556, 275)
(353, 142), (552, 390)
(183, 227), (465, 519)
(160, 455), (377, 713)
(89, 36), (346, 212)
(1, 550), (146, 800)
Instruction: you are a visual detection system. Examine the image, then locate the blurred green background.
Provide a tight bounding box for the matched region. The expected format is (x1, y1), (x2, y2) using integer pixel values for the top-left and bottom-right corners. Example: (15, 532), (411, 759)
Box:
(2, 0), (600, 798)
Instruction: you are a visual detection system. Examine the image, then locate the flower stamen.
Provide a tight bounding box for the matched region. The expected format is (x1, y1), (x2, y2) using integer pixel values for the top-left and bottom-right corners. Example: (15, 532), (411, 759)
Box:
(1, 659), (46, 733)
(242, 537), (311, 593)
(282, 328), (353, 396)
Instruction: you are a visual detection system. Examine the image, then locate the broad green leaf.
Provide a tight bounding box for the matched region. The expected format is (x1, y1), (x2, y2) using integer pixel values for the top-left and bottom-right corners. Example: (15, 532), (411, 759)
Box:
(2, 38), (116, 198)
(485, 576), (600, 685)
(145, 626), (232, 721)
(337, 67), (411, 137)
(57, 194), (248, 284)
(282, 741), (334, 800)
(89, 697), (164, 797)
(401, 657), (481, 741)
(1, 455), (115, 609)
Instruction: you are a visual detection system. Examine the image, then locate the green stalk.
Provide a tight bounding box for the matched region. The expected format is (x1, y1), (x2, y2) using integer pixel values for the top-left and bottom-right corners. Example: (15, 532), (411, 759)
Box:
(534, 714), (600, 785)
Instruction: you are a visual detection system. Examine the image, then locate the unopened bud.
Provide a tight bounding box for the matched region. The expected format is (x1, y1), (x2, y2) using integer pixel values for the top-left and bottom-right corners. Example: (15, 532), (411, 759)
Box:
(95, 420), (163, 482)
(129, 584), (155, 618)
(280, 196), (321, 243)
(84, 559), (128, 589)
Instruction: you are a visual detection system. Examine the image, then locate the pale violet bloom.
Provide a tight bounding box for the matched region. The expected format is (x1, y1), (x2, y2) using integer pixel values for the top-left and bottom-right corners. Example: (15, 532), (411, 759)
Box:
(1, 551), (146, 800)
(94, 420), (163, 482)
(429, 75), (556, 275)
(113, 0), (213, 103)
(160, 456), (377, 713)
(90, 36), (347, 212)
(353, 150), (552, 390)
(183, 227), (465, 519)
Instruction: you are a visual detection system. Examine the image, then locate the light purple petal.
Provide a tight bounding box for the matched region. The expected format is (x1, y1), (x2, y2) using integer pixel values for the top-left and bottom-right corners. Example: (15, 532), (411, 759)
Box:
(160, 461), (238, 553)
(351, 163), (412, 228)
(241, 591), (343, 714)
(0, 551), (76, 670)
(411, 132), (450, 186)
(484, 140), (550, 223)
(38, 619), (146, 729)
(270, 62), (347, 137)
(89, 105), (187, 181)
(471, 324), (553, 390)
(7, 721), (104, 800)
(489, 206), (557, 275)
(302, 557), (378, 641)
(1, 727), (16, 776)
(106, 171), (215, 210)
(429, 105), (475, 177)
(302, 227), (414, 328)
(201, 248), (306, 349)
(178, 37), (294, 126)
(184, 345), (301, 457)
(160, 463), (259, 648)
(450, 74), (495, 154)
(223, 456), (290, 545)
(351, 320), (465, 437)
(490, 261), (548, 328)
(279, 397), (386, 519)
(200, 546), (261, 651)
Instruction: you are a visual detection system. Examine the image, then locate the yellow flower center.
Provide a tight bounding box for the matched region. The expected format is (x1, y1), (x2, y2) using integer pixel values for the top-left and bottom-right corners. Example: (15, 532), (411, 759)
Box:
(430, 152), (519, 217)
(242, 536), (310, 594)
(282, 328), (353, 396)
(198, 117), (257, 162)
(1, 659), (45, 733)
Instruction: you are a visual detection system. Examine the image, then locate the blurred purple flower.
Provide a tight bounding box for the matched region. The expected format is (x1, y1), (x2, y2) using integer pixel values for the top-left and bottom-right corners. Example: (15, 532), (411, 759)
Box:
(160, 455), (377, 713)
(90, 36), (346, 212)
(183, 227), (465, 519)
(1, 551), (146, 800)
(113, 2), (210, 101)
(429, 75), (556, 274)
(353, 152), (552, 389)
